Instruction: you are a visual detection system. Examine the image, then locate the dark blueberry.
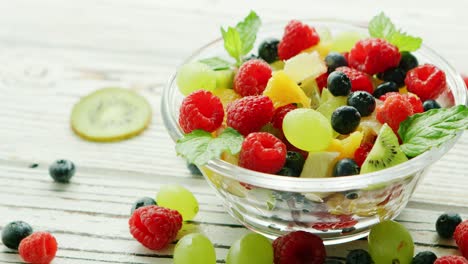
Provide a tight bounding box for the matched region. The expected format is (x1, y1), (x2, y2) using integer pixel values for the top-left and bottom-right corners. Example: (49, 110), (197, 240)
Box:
(325, 259), (344, 264)
(1, 221), (33, 249)
(243, 54), (259, 62)
(423, 100), (441, 111)
(325, 52), (348, 73)
(331, 106), (361, 135)
(327, 71), (352, 96)
(347, 91), (376, 117)
(277, 167), (299, 177)
(29, 163), (38, 168)
(373, 81), (398, 99)
(49, 159), (76, 183)
(187, 163), (202, 176)
(346, 249), (372, 264)
(258, 38), (280, 63)
(399, 51), (419, 72)
(345, 191), (359, 200)
(285, 151), (305, 175)
(412, 251), (437, 264)
(377, 67), (406, 87)
(333, 158), (360, 177)
(130, 197), (157, 214)
(436, 213), (462, 238)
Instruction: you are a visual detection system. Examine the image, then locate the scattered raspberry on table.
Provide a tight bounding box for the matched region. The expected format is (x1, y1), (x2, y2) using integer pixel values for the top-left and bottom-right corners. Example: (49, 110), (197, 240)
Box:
(18, 232), (57, 264)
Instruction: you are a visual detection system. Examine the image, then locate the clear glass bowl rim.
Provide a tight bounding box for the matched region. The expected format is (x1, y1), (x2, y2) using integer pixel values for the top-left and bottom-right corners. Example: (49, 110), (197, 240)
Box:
(162, 18), (467, 193)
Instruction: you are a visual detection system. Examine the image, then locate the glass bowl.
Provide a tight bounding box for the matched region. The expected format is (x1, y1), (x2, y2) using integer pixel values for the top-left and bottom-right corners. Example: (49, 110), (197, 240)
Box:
(161, 19), (467, 245)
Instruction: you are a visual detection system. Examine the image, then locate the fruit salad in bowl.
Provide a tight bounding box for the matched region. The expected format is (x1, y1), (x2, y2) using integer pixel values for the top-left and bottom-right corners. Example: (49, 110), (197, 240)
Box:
(161, 12), (467, 244)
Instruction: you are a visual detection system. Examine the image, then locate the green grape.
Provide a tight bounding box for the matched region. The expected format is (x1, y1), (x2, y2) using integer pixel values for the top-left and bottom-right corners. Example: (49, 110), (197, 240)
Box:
(283, 108), (333, 152)
(368, 220), (414, 264)
(215, 69), (234, 89)
(174, 233), (216, 264)
(330, 31), (365, 53)
(226, 233), (273, 264)
(156, 184), (199, 221)
(176, 62), (216, 95)
(317, 89), (348, 121)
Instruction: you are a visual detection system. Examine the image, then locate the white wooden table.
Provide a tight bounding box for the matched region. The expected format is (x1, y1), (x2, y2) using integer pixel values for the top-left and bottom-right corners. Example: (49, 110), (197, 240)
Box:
(0, 1), (467, 263)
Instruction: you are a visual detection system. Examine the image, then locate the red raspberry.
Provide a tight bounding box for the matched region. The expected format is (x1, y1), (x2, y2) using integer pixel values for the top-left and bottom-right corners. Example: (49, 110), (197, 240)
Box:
(227, 95), (274, 136)
(348, 38), (401, 75)
(273, 231), (326, 264)
(405, 64), (447, 101)
(380, 92), (424, 114)
(129, 205), (182, 250)
(234, 59), (272, 96)
(18, 232), (57, 264)
(179, 90), (224, 133)
(354, 142), (374, 167)
(315, 72), (329, 92)
(336, 66), (374, 94)
(239, 132), (286, 173)
(272, 104), (297, 132)
(376, 93), (414, 133)
(278, 20), (320, 60)
(454, 220), (468, 259)
(435, 256), (468, 264)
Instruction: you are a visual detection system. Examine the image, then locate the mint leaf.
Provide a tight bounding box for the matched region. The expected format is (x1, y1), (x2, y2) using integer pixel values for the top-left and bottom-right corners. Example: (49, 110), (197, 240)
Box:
(221, 11), (262, 64)
(175, 128), (244, 166)
(398, 105), (468, 157)
(368, 12), (422, 52)
(221, 26), (243, 64)
(199, 57), (232, 71)
(235, 11), (261, 56)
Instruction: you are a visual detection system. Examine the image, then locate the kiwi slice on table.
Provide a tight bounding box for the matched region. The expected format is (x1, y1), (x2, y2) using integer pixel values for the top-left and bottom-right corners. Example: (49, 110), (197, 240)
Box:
(360, 123), (408, 174)
(71, 87), (151, 142)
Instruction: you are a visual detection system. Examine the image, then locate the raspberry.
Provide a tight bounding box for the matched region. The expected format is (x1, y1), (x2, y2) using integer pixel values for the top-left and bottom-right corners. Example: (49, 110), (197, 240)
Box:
(380, 92), (424, 114)
(376, 93), (414, 133)
(348, 38), (401, 75)
(405, 64), (447, 101)
(336, 66), (374, 94)
(226, 95), (274, 136)
(129, 205), (182, 250)
(234, 59), (272, 96)
(454, 220), (468, 259)
(179, 90), (224, 133)
(354, 142), (374, 167)
(273, 231), (326, 264)
(272, 104), (297, 132)
(434, 256), (468, 264)
(315, 72), (329, 92)
(278, 20), (320, 60)
(239, 132), (286, 173)
(18, 232), (57, 264)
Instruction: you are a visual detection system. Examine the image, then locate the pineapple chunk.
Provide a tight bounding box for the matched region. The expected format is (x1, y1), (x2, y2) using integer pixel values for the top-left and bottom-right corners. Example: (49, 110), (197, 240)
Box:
(263, 71), (310, 108)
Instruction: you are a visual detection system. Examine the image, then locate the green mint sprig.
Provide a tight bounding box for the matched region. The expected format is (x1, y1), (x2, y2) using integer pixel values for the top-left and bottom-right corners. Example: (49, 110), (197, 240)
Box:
(175, 127), (244, 166)
(221, 11), (261, 65)
(199, 57), (232, 71)
(398, 105), (468, 157)
(369, 12), (422, 52)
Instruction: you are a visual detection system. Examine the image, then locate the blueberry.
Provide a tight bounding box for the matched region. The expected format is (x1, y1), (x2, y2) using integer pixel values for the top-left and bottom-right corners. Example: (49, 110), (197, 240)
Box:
(327, 71), (352, 96)
(436, 213), (462, 238)
(412, 251), (437, 264)
(187, 162), (202, 176)
(49, 159), (75, 183)
(285, 151), (305, 175)
(347, 91), (376, 117)
(130, 197), (157, 214)
(331, 106), (361, 135)
(346, 249), (372, 264)
(399, 51), (419, 72)
(373, 81), (398, 99)
(423, 100), (441, 111)
(277, 167), (299, 177)
(325, 52), (348, 73)
(258, 38), (280, 63)
(377, 67), (406, 87)
(1, 221), (33, 249)
(333, 158), (360, 177)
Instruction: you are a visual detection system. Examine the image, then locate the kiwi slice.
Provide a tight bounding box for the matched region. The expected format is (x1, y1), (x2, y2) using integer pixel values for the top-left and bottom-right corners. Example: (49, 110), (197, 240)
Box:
(71, 88), (151, 142)
(360, 124), (408, 174)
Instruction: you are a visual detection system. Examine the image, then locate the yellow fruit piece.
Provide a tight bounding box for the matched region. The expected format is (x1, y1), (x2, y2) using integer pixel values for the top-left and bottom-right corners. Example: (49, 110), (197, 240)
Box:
(284, 52), (327, 82)
(326, 139), (344, 153)
(270, 60), (285, 71)
(326, 131), (363, 159)
(303, 41), (333, 58)
(212, 88), (241, 109)
(263, 71), (310, 108)
(221, 151), (239, 165)
(399, 86), (408, 94)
